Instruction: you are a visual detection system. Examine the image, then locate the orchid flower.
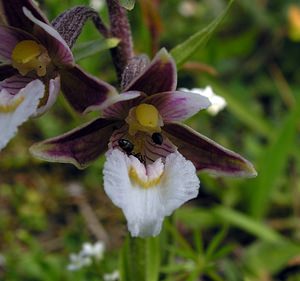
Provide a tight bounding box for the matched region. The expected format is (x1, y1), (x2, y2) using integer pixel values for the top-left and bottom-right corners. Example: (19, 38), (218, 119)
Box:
(0, 0), (116, 150)
(30, 49), (257, 237)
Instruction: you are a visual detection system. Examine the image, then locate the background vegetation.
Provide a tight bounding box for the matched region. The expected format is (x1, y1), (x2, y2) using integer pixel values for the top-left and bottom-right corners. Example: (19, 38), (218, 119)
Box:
(1, 0), (300, 280)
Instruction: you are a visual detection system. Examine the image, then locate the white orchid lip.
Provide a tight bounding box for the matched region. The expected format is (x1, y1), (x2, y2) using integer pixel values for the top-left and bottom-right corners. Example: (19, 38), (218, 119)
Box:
(11, 40), (51, 77)
(0, 93), (25, 113)
(0, 80), (45, 150)
(103, 149), (200, 237)
(128, 159), (164, 189)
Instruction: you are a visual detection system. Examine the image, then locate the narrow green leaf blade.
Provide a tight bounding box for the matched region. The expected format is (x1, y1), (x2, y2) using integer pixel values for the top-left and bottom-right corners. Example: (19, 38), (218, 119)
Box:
(119, 0), (135, 10)
(205, 80), (274, 140)
(244, 240), (300, 276)
(73, 38), (120, 61)
(212, 206), (285, 243)
(248, 104), (300, 218)
(170, 0), (234, 68)
(205, 226), (228, 260)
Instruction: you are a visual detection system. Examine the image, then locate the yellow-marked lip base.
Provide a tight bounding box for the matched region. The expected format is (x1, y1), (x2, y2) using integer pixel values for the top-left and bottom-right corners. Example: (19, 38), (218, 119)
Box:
(0, 95), (25, 113)
(129, 166), (162, 189)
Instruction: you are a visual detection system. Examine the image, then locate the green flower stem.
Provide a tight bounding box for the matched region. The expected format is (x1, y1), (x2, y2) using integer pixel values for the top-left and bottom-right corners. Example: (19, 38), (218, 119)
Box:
(120, 235), (160, 281)
(120, 236), (146, 281)
(130, 237), (147, 281)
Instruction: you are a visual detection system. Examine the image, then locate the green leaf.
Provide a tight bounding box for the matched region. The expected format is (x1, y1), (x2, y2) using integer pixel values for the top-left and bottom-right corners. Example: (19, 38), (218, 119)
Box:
(73, 38), (120, 61)
(248, 103), (300, 219)
(211, 206), (285, 243)
(170, 0), (234, 68)
(205, 226), (228, 260)
(243, 240), (300, 277)
(204, 80), (274, 140)
(119, 0), (135, 10)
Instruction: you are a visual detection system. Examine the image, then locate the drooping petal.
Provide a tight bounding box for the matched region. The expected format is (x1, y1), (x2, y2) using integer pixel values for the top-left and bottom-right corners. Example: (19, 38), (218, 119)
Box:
(34, 76), (60, 116)
(23, 7), (74, 65)
(0, 79), (44, 150)
(0, 74), (34, 95)
(103, 149), (199, 237)
(124, 48), (177, 95)
(0, 0), (49, 32)
(30, 118), (122, 169)
(0, 25), (34, 62)
(102, 91), (146, 119)
(60, 65), (118, 114)
(163, 122), (257, 177)
(145, 91), (211, 122)
(0, 64), (17, 80)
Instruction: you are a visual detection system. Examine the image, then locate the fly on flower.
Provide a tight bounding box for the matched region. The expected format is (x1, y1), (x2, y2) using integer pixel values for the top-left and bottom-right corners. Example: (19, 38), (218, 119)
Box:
(0, 0), (116, 150)
(30, 49), (257, 237)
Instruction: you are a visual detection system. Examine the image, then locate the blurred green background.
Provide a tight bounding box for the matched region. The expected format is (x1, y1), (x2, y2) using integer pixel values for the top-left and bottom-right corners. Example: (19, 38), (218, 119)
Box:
(1, 0), (300, 280)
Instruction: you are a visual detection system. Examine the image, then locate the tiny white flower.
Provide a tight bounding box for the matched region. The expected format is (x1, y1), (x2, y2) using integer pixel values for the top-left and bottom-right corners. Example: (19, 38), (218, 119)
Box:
(89, 0), (105, 11)
(81, 241), (105, 260)
(103, 149), (200, 237)
(104, 270), (120, 281)
(67, 253), (92, 271)
(66, 241), (105, 271)
(180, 86), (227, 115)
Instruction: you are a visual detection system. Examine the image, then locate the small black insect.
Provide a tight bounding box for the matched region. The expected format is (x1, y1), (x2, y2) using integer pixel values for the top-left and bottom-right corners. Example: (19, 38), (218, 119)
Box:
(118, 138), (134, 153)
(151, 132), (163, 145)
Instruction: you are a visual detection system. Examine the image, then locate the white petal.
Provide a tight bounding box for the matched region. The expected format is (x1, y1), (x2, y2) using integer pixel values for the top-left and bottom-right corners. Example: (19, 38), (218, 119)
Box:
(180, 86), (227, 115)
(34, 76), (60, 116)
(103, 149), (200, 237)
(0, 79), (45, 150)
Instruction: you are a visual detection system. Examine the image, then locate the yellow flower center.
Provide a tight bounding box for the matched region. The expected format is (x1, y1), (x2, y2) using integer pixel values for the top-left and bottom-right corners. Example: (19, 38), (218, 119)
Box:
(129, 167), (162, 189)
(135, 103), (159, 128)
(0, 95), (25, 113)
(126, 103), (162, 136)
(11, 40), (51, 77)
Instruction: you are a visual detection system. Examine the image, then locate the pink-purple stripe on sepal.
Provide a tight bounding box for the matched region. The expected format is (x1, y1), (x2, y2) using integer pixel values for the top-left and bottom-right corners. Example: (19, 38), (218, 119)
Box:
(102, 91), (146, 120)
(30, 118), (122, 169)
(60, 65), (118, 114)
(145, 91), (211, 122)
(163, 122), (257, 177)
(124, 48), (177, 95)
